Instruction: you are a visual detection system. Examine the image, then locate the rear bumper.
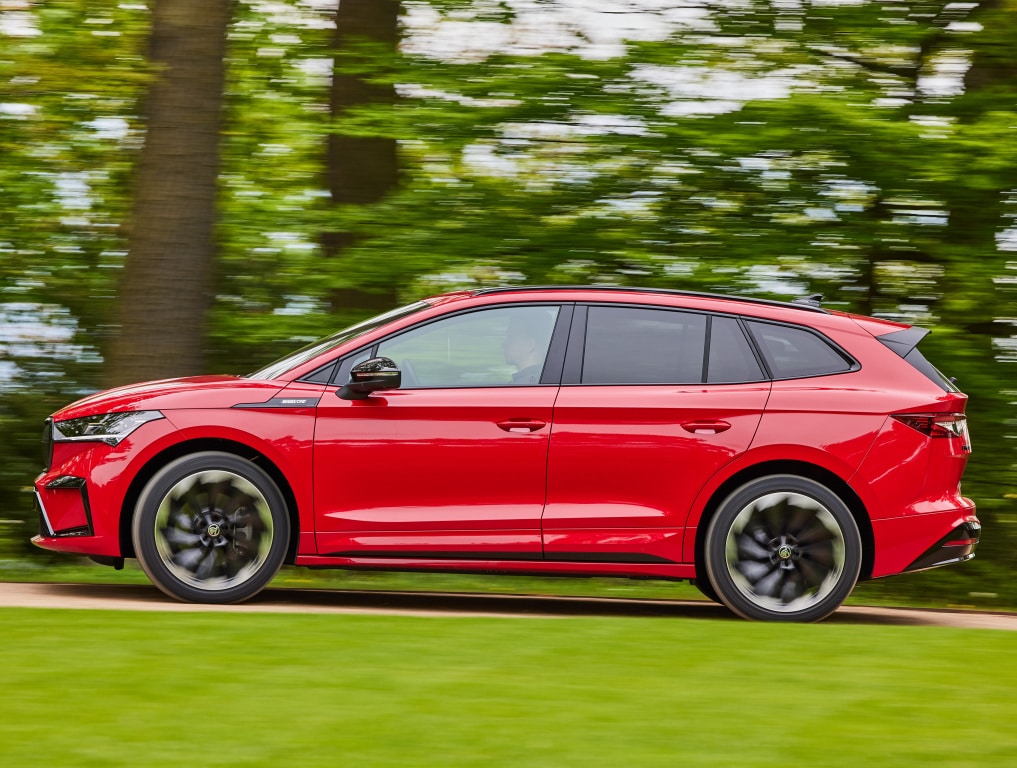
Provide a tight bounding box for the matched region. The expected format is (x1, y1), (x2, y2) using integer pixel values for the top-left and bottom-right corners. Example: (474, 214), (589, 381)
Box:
(870, 502), (979, 578)
(903, 520), (980, 573)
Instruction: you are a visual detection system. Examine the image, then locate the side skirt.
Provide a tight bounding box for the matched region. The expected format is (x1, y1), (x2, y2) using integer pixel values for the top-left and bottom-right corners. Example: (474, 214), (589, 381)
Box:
(293, 555), (696, 581)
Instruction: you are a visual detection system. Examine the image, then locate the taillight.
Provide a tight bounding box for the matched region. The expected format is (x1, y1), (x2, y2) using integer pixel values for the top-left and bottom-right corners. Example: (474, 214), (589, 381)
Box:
(893, 413), (971, 450)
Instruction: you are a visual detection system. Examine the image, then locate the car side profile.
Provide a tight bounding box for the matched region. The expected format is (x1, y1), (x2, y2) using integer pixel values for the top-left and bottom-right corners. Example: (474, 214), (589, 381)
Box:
(32, 286), (979, 621)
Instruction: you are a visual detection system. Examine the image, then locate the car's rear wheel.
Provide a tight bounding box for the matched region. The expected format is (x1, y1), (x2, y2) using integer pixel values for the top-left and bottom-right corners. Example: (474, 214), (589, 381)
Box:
(704, 475), (861, 622)
(132, 452), (289, 603)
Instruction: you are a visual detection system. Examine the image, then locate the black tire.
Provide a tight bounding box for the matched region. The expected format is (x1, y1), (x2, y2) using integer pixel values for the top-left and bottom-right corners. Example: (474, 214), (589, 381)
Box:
(704, 475), (861, 622)
(132, 452), (290, 604)
(692, 576), (721, 603)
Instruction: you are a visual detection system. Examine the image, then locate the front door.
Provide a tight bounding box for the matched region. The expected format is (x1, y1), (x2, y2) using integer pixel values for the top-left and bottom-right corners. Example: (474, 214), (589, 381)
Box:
(314, 304), (566, 559)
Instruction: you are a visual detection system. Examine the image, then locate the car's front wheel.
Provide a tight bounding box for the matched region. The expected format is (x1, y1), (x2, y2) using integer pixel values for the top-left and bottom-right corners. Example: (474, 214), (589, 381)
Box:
(132, 452), (289, 603)
(704, 475), (861, 622)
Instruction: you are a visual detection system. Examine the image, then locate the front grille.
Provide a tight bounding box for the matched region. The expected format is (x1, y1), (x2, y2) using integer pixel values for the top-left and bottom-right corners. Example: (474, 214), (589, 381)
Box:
(41, 418), (53, 471)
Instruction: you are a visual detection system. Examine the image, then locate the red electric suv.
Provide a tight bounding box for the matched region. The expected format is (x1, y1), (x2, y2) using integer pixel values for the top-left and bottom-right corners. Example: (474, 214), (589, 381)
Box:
(32, 286), (979, 621)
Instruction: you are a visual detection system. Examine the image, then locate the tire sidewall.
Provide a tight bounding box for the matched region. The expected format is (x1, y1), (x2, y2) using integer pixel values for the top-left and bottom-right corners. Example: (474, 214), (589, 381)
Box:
(132, 451), (289, 604)
(705, 475), (862, 622)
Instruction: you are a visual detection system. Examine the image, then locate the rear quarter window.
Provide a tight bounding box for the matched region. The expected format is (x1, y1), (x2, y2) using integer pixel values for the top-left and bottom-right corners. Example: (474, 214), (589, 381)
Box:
(746, 320), (856, 379)
(707, 316), (766, 383)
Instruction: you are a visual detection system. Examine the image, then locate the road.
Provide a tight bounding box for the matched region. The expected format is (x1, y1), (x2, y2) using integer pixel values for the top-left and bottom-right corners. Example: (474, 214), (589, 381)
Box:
(1, 581), (1015, 629)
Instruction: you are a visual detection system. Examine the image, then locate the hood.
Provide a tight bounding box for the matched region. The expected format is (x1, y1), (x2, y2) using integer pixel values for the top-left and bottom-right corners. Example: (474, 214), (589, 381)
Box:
(52, 375), (286, 422)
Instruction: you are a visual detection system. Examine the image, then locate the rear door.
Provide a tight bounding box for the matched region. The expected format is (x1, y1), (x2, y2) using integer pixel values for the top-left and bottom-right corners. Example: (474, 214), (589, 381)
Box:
(542, 305), (770, 563)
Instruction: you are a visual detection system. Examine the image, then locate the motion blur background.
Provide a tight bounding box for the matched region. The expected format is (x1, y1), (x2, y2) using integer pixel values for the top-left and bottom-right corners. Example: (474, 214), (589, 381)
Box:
(1, 0), (1015, 606)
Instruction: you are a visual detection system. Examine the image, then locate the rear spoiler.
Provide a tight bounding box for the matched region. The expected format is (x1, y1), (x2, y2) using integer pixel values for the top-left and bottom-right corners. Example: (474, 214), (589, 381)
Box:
(877, 326), (959, 392)
(876, 326), (930, 358)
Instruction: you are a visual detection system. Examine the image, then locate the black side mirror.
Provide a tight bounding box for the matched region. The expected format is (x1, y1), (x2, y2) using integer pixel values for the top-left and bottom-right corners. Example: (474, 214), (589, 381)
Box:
(338, 357), (401, 400)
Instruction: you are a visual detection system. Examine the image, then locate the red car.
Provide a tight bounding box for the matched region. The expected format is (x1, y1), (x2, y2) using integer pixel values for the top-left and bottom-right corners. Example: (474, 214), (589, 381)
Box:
(32, 286), (979, 621)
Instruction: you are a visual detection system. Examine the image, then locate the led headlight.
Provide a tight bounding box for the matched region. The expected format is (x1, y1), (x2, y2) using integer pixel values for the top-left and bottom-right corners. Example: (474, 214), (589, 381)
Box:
(53, 411), (164, 446)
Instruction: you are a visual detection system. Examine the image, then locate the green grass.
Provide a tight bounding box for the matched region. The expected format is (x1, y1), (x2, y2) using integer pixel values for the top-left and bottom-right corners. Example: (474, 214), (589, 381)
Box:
(0, 608), (1013, 767)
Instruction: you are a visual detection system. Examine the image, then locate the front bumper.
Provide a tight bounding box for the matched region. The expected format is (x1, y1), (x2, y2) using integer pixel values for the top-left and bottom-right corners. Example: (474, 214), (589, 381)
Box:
(34, 476), (93, 539)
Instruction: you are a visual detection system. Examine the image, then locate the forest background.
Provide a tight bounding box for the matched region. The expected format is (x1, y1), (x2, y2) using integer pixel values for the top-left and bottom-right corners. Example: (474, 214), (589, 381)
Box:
(1, 0), (1015, 607)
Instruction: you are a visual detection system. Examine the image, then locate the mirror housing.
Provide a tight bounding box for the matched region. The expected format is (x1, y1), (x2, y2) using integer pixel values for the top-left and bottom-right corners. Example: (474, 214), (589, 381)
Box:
(338, 357), (401, 400)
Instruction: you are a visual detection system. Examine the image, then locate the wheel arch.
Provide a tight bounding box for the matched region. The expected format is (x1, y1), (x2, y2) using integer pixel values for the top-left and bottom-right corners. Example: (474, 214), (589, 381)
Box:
(119, 438), (300, 564)
(692, 460), (875, 586)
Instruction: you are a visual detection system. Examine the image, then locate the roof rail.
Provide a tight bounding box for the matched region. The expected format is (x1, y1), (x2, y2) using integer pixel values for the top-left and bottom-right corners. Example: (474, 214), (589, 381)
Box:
(471, 285), (830, 314)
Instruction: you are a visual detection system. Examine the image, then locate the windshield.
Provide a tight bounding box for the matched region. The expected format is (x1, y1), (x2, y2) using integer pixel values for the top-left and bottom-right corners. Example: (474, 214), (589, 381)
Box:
(247, 300), (432, 380)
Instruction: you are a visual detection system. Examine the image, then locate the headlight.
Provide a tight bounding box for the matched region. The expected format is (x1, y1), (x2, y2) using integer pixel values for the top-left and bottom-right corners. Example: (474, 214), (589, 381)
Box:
(53, 411), (164, 446)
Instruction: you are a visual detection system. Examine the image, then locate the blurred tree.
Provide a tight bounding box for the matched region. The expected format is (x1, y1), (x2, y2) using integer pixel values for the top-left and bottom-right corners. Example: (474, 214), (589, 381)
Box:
(325, 0), (401, 312)
(105, 0), (232, 386)
(0, 0), (148, 548)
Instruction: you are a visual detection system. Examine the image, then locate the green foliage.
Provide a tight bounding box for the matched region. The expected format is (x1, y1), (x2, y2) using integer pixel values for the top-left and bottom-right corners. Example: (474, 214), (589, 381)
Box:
(1, 0), (1015, 604)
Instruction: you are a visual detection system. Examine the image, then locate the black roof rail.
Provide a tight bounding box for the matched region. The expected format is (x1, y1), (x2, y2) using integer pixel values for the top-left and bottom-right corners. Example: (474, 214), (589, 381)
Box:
(471, 285), (830, 314)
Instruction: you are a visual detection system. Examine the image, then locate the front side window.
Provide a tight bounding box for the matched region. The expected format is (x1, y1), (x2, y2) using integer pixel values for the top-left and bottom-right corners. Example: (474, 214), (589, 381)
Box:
(376, 305), (560, 388)
(746, 320), (855, 379)
(582, 306), (707, 385)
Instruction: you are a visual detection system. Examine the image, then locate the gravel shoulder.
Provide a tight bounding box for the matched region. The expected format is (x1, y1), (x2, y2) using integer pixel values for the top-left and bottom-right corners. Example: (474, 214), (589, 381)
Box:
(1, 581), (1015, 628)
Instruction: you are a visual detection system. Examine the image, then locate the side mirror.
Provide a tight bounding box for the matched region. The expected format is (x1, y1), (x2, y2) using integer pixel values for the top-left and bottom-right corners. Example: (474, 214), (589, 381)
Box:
(338, 357), (401, 400)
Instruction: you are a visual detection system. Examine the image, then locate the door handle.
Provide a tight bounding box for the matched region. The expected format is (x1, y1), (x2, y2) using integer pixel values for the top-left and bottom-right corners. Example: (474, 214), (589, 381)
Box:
(681, 420), (731, 435)
(496, 419), (547, 433)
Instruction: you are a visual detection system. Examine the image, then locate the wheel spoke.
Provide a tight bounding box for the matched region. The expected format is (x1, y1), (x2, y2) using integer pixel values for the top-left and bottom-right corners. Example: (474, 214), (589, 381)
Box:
(163, 527), (203, 548)
(798, 555), (830, 588)
(753, 567), (783, 598)
(779, 572), (805, 603)
(796, 516), (836, 546)
(736, 532), (771, 561)
(761, 497), (788, 539)
(785, 500), (816, 537)
(737, 559), (774, 583)
(172, 547), (206, 572)
(194, 548), (219, 581)
(800, 540), (836, 567)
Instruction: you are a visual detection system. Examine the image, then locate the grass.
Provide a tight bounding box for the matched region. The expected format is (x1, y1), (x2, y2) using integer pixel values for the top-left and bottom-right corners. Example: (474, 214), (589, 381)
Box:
(0, 607), (1014, 767)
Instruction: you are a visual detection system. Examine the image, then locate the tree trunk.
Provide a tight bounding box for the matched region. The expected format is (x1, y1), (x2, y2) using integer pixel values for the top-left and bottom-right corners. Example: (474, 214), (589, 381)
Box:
(325, 0), (400, 312)
(106, 0), (231, 387)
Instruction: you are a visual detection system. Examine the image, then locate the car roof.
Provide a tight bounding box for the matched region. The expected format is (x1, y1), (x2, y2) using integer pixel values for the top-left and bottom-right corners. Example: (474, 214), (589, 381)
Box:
(463, 285), (830, 314)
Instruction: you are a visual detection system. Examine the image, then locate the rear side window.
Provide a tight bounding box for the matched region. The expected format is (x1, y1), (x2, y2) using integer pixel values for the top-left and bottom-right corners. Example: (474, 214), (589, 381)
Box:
(583, 306), (706, 384)
(707, 316), (765, 383)
(746, 321), (856, 379)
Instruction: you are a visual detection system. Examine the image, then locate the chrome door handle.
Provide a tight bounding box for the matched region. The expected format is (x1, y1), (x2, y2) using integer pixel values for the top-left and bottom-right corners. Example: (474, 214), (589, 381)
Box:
(496, 419), (547, 433)
(681, 420), (731, 435)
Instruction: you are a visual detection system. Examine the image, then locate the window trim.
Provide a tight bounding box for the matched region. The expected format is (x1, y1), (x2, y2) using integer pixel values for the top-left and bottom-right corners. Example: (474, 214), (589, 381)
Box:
(559, 302), (859, 387)
(743, 318), (860, 381)
(304, 302), (574, 390)
(565, 302), (712, 387)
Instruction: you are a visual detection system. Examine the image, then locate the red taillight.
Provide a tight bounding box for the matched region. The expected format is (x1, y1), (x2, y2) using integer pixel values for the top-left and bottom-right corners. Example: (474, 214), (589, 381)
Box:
(893, 413), (971, 450)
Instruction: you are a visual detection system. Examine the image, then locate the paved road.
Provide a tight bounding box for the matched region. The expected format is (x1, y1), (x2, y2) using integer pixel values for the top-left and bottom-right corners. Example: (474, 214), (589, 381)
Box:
(1, 581), (1015, 629)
